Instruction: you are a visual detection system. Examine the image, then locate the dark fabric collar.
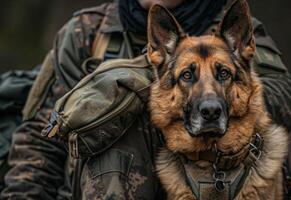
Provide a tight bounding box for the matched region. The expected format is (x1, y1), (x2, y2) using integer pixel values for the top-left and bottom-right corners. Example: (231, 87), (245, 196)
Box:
(119, 0), (227, 36)
(181, 133), (263, 199)
(184, 133), (263, 170)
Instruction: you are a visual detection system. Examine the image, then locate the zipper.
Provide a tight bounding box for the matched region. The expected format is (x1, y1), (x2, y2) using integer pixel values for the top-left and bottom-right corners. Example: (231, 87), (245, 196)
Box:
(75, 92), (138, 133)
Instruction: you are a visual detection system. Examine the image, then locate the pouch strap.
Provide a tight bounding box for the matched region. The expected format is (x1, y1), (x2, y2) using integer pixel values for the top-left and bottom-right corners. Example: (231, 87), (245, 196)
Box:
(91, 14), (111, 62)
(92, 32), (111, 62)
(72, 158), (85, 200)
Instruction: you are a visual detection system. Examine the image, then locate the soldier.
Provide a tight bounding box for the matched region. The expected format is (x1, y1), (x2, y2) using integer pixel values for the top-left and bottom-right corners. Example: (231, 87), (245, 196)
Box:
(1, 0), (291, 199)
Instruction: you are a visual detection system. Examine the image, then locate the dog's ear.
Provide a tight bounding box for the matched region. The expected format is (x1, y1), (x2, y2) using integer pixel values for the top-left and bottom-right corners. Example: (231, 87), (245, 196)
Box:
(147, 4), (186, 67)
(218, 0), (255, 62)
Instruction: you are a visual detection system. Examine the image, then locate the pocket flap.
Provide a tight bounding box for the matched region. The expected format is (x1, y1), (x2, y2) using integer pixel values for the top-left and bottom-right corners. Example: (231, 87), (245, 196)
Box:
(87, 148), (134, 178)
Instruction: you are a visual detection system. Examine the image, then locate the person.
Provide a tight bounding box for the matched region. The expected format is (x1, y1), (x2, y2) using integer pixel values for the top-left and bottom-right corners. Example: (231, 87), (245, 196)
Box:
(1, 0), (291, 199)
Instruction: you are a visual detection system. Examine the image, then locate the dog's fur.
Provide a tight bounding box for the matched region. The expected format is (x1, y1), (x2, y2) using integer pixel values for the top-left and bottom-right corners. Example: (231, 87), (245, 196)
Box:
(147, 0), (288, 199)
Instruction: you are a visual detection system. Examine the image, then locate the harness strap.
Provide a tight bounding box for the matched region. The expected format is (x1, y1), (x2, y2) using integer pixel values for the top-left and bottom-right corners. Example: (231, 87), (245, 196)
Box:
(181, 133), (263, 200)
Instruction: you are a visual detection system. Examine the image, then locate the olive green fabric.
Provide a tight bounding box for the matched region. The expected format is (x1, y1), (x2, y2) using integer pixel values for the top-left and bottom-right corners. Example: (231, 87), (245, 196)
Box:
(253, 46), (287, 75)
(0, 70), (37, 111)
(22, 51), (55, 121)
(0, 69), (38, 148)
(43, 55), (152, 158)
(54, 3), (123, 89)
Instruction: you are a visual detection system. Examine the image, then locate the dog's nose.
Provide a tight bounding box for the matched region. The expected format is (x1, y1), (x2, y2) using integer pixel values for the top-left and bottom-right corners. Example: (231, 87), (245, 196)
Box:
(199, 100), (222, 121)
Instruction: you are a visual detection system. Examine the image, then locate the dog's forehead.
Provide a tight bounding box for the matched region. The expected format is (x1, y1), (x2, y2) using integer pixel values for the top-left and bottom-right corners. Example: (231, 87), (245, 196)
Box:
(174, 35), (233, 68)
(176, 36), (230, 58)
(180, 35), (227, 48)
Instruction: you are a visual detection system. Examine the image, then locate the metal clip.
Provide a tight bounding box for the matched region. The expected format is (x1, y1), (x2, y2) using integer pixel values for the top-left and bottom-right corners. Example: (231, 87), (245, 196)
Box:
(254, 133), (263, 149)
(249, 133), (262, 160)
(249, 144), (262, 160)
(212, 163), (226, 192)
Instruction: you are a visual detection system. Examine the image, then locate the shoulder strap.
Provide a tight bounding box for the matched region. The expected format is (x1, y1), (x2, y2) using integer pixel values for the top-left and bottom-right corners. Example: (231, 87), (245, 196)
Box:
(91, 14), (111, 61)
(22, 51), (55, 120)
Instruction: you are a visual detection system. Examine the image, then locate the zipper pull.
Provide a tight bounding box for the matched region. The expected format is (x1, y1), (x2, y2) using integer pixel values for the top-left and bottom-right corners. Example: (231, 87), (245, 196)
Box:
(41, 111), (60, 138)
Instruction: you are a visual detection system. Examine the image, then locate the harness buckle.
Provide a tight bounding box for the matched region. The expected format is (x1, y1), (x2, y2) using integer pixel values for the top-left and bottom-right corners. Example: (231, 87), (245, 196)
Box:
(250, 144), (262, 160)
(249, 133), (263, 160)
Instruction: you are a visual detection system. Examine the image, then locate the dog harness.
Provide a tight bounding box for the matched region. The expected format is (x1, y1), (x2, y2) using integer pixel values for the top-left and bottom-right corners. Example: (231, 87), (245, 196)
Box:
(181, 133), (263, 200)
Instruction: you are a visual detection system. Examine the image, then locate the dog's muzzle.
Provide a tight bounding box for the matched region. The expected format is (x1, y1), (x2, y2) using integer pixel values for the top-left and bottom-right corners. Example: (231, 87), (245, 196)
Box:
(184, 97), (228, 137)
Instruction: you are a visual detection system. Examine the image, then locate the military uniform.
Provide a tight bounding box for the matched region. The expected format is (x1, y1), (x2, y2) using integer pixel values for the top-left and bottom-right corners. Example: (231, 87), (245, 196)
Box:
(1, 2), (291, 200)
(0, 69), (38, 192)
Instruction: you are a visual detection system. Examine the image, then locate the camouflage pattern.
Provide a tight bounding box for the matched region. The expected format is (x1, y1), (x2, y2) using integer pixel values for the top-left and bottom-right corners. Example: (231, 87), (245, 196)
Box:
(1, 80), (69, 199)
(1, 2), (291, 200)
(0, 69), (38, 192)
(80, 114), (166, 200)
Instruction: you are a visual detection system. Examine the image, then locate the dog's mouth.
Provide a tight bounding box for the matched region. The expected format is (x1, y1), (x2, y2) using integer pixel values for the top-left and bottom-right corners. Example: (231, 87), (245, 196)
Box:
(184, 115), (228, 138)
(196, 125), (225, 137)
(186, 123), (226, 138)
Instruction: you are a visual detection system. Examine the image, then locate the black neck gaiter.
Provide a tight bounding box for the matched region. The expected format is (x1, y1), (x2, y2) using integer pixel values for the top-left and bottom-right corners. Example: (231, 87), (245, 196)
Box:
(119, 0), (226, 36)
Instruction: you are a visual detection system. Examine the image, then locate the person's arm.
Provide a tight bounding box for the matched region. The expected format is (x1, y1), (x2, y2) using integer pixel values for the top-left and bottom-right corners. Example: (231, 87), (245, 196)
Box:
(1, 89), (67, 199)
(252, 17), (291, 131)
(1, 5), (107, 199)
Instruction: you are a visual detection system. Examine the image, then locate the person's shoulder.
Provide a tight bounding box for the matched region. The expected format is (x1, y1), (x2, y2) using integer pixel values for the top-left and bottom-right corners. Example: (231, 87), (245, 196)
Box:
(251, 17), (288, 75)
(56, 2), (120, 41)
(57, 2), (117, 32)
(72, 2), (116, 18)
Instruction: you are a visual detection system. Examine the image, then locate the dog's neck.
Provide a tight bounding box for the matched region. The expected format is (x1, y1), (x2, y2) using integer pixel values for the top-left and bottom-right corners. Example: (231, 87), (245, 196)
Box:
(155, 124), (288, 199)
(183, 133), (262, 171)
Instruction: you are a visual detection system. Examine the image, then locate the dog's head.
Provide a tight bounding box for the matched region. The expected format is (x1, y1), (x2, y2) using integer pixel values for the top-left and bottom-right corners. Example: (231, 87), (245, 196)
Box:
(148, 0), (263, 153)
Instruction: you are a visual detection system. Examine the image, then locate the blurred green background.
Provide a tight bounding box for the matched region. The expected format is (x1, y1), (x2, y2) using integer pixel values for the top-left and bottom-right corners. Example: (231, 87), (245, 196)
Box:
(0, 0), (290, 73)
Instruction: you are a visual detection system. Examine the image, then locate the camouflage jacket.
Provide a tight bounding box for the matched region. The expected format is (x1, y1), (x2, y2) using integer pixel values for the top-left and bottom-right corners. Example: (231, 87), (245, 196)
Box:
(1, 2), (291, 200)
(0, 69), (38, 192)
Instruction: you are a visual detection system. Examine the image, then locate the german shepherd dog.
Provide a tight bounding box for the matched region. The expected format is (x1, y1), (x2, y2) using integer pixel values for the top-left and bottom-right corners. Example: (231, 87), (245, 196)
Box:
(147, 0), (288, 199)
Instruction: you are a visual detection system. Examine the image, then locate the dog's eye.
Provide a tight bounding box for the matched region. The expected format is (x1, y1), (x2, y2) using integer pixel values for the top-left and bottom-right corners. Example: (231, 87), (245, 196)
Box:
(219, 69), (231, 80)
(181, 71), (193, 82)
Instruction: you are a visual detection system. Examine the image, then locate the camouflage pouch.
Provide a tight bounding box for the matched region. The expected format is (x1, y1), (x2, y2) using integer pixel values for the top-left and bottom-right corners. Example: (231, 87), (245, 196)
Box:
(42, 55), (152, 158)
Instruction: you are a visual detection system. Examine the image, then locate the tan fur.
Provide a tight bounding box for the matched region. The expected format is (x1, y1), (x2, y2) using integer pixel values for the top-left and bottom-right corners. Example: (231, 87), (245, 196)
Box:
(152, 59), (288, 199)
(156, 123), (288, 199)
(236, 125), (288, 199)
(147, 1), (288, 199)
(149, 36), (261, 154)
(155, 149), (195, 200)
